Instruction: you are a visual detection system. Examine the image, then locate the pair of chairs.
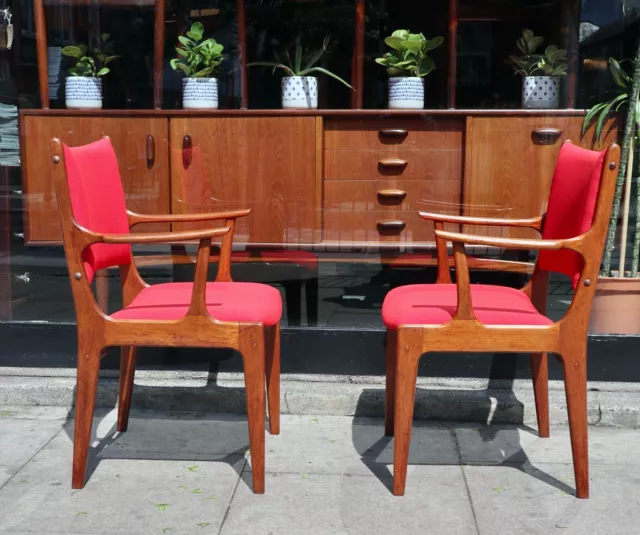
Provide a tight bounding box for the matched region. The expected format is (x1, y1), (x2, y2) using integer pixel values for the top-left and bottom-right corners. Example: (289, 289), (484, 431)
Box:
(51, 137), (619, 499)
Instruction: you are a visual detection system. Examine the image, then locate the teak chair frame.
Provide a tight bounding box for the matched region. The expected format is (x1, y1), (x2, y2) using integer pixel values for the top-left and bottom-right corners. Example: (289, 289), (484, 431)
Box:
(49, 137), (281, 494)
(385, 142), (620, 499)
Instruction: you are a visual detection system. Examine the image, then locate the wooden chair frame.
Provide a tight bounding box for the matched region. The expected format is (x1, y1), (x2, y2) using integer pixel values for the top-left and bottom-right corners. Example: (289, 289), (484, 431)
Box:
(385, 142), (620, 499)
(50, 138), (280, 494)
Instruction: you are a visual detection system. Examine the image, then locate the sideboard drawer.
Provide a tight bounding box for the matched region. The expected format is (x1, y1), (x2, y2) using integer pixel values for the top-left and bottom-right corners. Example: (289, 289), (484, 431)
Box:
(324, 118), (464, 151)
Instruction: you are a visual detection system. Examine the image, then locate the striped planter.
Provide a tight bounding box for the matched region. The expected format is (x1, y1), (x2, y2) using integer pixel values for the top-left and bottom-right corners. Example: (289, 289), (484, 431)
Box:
(281, 76), (318, 109)
(65, 77), (102, 109)
(388, 77), (424, 109)
(183, 77), (219, 109)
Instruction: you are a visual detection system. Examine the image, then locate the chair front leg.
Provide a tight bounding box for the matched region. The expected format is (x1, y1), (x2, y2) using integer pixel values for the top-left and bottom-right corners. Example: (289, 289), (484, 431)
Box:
(240, 326), (266, 494)
(393, 327), (422, 496)
(385, 329), (397, 436)
(561, 349), (589, 499)
(72, 344), (102, 489)
(265, 323), (281, 435)
(118, 346), (137, 432)
(530, 352), (550, 438)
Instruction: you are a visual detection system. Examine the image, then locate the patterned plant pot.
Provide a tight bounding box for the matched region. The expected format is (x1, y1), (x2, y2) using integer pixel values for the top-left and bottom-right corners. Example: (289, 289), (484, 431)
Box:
(65, 77), (102, 109)
(522, 76), (560, 109)
(183, 77), (218, 109)
(281, 76), (318, 109)
(388, 77), (424, 109)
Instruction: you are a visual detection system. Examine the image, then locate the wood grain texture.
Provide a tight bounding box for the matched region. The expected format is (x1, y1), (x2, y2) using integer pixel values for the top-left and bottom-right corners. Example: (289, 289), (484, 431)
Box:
(153, 0), (166, 109)
(170, 117), (316, 244)
(324, 180), (460, 244)
(34, 0), (49, 108)
(350, 0), (365, 109)
(22, 116), (170, 243)
(462, 116), (618, 239)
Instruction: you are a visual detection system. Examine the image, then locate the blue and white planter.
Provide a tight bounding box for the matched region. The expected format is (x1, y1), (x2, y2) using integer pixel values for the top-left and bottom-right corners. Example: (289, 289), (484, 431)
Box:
(281, 76), (318, 109)
(388, 77), (424, 109)
(522, 76), (560, 109)
(183, 77), (218, 109)
(65, 77), (102, 109)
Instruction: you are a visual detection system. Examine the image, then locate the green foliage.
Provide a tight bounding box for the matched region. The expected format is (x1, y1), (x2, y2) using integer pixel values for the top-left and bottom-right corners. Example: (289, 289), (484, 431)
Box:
(61, 34), (119, 78)
(583, 57), (639, 143)
(248, 35), (353, 89)
(510, 29), (567, 77)
(170, 23), (224, 78)
(375, 30), (443, 77)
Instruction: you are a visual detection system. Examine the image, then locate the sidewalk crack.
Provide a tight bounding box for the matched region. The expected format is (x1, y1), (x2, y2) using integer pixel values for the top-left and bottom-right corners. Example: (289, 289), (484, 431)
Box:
(451, 427), (482, 535)
(217, 457), (247, 535)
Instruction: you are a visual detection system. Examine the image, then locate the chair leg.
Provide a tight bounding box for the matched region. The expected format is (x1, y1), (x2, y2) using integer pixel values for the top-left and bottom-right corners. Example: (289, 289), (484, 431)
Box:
(385, 329), (397, 436)
(283, 281), (302, 327)
(562, 350), (589, 499)
(72, 346), (102, 489)
(305, 277), (319, 326)
(265, 323), (280, 435)
(393, 328), (421, 496)
(530, 352), (550, 438)
(117, 346), (137, 433)
(240, 326), (266, 494)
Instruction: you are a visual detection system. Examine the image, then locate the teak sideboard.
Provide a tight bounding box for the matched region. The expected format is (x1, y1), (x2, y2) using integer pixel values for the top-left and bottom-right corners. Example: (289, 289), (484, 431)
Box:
(19, 109), (617, 249)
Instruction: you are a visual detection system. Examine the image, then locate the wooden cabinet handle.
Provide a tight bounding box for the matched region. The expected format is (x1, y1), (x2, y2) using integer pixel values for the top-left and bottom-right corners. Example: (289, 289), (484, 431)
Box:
(377, 189), (407, 203)
(377, 220), (406, 232)
(378, 158), (407, 168)
(532, 128), (562, 145)
(182, 135), (192, 168)
(146, 134), (155, 167)
(379, 129), (408, 137)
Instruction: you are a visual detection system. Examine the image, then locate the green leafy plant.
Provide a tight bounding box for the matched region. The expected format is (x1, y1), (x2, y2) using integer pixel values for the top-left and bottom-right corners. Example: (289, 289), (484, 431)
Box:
(61, 34), (119, 77)
(375, 30), (443, 77)
(170, 22), (224, 78)
(248, 35), (353, 89)
(510, 29), (567, 77)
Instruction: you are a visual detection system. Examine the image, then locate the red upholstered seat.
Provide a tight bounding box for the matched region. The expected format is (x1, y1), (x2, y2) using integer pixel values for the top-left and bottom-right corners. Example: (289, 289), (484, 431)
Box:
(111, 282), (282, 326)
(382, 284), (552, 328)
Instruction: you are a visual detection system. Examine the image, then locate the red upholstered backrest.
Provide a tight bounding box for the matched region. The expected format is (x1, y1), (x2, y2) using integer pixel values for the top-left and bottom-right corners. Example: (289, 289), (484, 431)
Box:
(538, 142), (606, 286)
(63, 139), (131, 282)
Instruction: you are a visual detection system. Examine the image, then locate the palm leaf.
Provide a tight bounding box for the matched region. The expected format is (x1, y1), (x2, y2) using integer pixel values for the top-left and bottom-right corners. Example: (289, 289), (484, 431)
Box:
(299, 67), (353, 89)
(247, 61), (295, 76)
(595, 98), (618, 141)
(582, 102), (608, 134)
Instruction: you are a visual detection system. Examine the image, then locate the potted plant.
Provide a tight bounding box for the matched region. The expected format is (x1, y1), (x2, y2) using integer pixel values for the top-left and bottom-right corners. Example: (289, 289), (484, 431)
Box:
(61, 34), (119, 109)
(171, 22), (224, 109)
(510, 29), (567, 109)
(248, 35), (353, 109)
(583, 49), (640, 334)
(375, 30), (443, 109)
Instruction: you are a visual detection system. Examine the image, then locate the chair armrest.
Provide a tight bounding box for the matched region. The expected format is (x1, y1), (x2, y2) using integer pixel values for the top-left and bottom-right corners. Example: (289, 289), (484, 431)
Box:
(127, 208), (251, 228)
(433, 229), (583, 252)
(101, 227), (231, 245)
(420, 211), (543, 231)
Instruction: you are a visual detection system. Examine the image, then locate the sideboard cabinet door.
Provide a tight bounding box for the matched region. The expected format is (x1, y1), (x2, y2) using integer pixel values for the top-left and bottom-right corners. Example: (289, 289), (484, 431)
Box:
(21, 116), (171, 243)
(170, 117), (317, 244)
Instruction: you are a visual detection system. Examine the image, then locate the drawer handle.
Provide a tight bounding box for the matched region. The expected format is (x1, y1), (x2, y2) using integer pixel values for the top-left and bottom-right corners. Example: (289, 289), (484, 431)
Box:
(377, 220), (406, 233)
(182, 135), (192, 168)
(377, 189), (407, 204)
(379, 129), (408, 137)
(532, 128), (562, 145)
(378, 158), (407, 168)
(146, 134), (155, 167)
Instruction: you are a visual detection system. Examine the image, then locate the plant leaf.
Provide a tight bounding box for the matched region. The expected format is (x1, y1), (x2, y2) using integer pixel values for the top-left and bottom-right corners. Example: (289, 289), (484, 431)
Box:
(96, 67), (110, 77)
(178, 36), (196, 48)
(61, 46), (83, 58)
(300, 67), (354, 89)
(417, 55), (435, 77)
(424, 36), (444, 52)
(595, 98), (617, 142)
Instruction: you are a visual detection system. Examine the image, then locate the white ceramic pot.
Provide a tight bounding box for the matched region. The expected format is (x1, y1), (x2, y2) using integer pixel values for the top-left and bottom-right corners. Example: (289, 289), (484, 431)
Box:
(65, 77), (102, 109)
(182, 77), (218, 109)
(388, 77), (424, 109)
(522, 76), (560, 109)
(281, 76), (318, 109)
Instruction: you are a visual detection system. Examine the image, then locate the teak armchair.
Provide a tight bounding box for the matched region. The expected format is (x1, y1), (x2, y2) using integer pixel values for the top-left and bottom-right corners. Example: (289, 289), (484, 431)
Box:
(381, 141), (620, 499)
(50, 137), (282, 494)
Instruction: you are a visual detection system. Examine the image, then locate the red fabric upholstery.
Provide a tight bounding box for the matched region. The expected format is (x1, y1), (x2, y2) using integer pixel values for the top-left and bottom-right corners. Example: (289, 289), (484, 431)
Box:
(538, 143), (606, 285)
(111, 282), (282, 326)
(382, 284), (552, 328)
(63, 139), (131, 282)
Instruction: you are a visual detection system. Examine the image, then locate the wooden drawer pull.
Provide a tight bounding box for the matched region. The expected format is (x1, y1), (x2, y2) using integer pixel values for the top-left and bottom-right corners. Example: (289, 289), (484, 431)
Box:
(146, 134), (155, 167)
(377, 189), (407, 202)
(379, 129), (408, 137)
(532, 128), (562, 145)
(182, 135), (192, 168)
(377, 220), (406, 232)
(378, 158), (407, 168)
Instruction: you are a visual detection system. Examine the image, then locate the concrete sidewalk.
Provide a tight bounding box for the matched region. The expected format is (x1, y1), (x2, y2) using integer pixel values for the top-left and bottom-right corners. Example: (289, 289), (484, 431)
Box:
(0, 407), (639, 535)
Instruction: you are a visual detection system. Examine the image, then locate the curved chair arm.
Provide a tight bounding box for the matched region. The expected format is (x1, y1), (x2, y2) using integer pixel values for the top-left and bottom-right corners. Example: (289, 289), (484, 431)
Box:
(127, 208), (251, 228)
(419, 211), (543, 231)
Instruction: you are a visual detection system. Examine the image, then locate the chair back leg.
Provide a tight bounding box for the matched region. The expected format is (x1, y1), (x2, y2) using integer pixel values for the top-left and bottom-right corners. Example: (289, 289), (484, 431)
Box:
(265, 323), (281, 435)
(385, 329), (397, 436)
(530, 352), (550, 438)
(117, 346), (137, 432)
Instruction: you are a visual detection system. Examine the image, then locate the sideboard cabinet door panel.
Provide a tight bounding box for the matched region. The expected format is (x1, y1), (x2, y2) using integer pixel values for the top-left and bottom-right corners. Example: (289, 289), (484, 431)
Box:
(170, 117), (317, 244)
(21, 116), (171, 243)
